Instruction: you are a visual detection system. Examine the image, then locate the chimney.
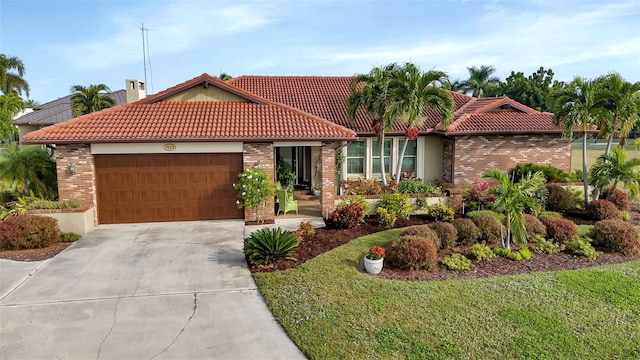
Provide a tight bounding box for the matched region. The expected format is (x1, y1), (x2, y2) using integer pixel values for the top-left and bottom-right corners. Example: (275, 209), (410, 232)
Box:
(125, 79), (146, 102)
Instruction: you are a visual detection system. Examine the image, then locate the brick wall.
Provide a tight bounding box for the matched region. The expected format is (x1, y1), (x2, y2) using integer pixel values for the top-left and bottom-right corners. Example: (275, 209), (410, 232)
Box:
(243, 143), (275, 222)
(452, 134), (571, 185)
(320, 141), (337, 218)
(55, 144), (98, 225)
(442, 139), (454, 183)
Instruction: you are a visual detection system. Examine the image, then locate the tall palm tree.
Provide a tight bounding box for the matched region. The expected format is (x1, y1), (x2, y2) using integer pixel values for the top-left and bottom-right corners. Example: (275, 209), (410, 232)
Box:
(0, 143), (56, 197)
(0, 54), (30, 97)
(23, 98), (40, 108)
(69, 84), (116, 117)
(597, 73), (640, 154)
(347, 64), (401, 185)
(461, 65), (501, 98)
(484, 170), (546, 249)
(550, 77), (608, 206)
(386, 63), (454, 178)
(0, 94), (24, 143)
(589, 147), (640, 199)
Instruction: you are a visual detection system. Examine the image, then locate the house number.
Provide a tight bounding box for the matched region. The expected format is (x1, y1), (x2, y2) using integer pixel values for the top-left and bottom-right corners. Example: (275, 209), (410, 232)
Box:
(163, 144), (176, 151)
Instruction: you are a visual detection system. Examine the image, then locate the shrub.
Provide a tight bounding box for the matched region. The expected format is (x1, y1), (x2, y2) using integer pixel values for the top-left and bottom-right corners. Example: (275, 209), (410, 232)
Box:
(400, 225), (440, 248)
(398, 179), (441, 195)
(297, 221), (316, 237)
(329, 203), (365, 229)
(60, 232), (80, 242)
(428, 222), (455, 249)
(428, 204), (455, 222)
(566, 237), (598, 260)
(244, 227), (298, 266)
(565, 187), (585, 208)
(622, 211), (630, 221)
(376, 207), (397, 228)
(524, 214), (547, 240)
(466, 210), (505, 223)
(546, 184), (575, 211)
(387, 235), (438, 271)
(0, 190), (18, 204)
(586, 200), (621, 220)
(452, 218), (482, 246)
(0, 215), (61, 250)
(493, 246), (531, 261)
(538, 211), (562, 220)
(338, 196), (371, 216)
(591, 219), (640, 256)
(441, 253), (472, 271)
(601, 187), (630, 211)
(470, 243), (495, 261)
(543, 217), (578, 244)
(25, 199), (83, 210)
(341, 179), (382, 195)
(463, 178), (497, 210)
(473, 214), (504, 246)
(511, 163), (572, 183)
(414, 197), (428, 210)
(530, 235), (565, 254)
(377, 193), (412, 220)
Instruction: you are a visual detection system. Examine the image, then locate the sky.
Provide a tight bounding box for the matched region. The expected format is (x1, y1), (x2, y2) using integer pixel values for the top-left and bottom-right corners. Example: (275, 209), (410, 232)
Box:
(1, 0), (639, 103)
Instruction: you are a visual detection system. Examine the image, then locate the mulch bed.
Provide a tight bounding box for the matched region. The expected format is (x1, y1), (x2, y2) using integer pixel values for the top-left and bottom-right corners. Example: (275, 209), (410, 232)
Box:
(0, 242), (73, 262)
(250, 203), (640, 281)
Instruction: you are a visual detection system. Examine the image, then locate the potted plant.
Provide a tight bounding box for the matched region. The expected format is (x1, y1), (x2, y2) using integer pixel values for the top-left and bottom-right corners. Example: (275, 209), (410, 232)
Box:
(233, 167), (275, 224)
(312, 187), (321, 197)
(363, 245), (386, 274)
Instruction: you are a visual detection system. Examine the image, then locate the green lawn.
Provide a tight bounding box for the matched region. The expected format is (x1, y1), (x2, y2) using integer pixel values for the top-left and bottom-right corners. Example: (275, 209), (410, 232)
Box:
(571, 141), (640, 172)
(254, 228), (640, 360)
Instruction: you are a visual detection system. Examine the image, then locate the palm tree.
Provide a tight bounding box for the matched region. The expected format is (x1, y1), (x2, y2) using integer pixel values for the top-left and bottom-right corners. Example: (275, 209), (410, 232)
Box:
(460, 65), (501, 98)
(386, 63), (454, 178)
(0, 94), (23, 143)
(0, 143), (56, 197)
(597, 73), (640, 154)
(484, 170), (546, 249)
(347, 63), (401, 185)
(219, 73), (233, 81)
(69, 84), (116, 117)
(23, 98), (40, 108)
(589, 147), (640, 199)
(0, 54), (30, 97)
(550, 77), (608, 206)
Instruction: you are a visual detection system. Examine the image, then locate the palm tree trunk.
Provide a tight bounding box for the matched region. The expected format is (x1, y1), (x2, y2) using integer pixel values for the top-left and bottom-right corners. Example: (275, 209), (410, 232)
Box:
(395, 137), (410, 180)
(582, 129), (590, 207)
(379, 133), (388, 186)
(593, 134), (616, 201)
(506, 213), (511, 250)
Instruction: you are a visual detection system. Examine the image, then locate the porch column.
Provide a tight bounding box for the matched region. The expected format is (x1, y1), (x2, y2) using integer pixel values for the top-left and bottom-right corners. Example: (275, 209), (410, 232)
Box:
(55, 144), (98, 225)
(320, 141), (337, 218)
(243, 142), (275, 223)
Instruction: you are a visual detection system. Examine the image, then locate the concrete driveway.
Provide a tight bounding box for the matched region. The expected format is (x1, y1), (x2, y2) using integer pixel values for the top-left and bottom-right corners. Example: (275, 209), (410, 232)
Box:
(0, 221), (304, 359)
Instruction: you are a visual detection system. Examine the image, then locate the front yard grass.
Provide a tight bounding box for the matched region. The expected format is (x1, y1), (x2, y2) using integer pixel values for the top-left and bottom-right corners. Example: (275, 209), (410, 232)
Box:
(254, 228), (640, 360)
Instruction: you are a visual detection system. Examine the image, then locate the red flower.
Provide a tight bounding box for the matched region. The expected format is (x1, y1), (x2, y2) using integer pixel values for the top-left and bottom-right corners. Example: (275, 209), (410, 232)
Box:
(368, 245), (386, 260)
(405, 128), (419, 140)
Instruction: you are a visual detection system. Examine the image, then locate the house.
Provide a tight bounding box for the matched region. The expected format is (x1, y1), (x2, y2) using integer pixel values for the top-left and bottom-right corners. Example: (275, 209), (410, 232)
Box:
(13, 79), (145, 141)
(22, 73), (570, 225)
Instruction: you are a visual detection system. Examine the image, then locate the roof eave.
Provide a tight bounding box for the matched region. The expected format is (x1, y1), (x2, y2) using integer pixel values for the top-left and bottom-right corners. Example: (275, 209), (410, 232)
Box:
(21, 135), (358, 145)
(441, 130), (570, 137)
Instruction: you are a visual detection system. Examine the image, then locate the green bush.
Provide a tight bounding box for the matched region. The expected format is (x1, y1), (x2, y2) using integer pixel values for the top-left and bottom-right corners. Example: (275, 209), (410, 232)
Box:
(428, 222), (456, 249)
(470, 243), (495, 261)
(538, 211), (562, 220)
(543, 217), (578, 244)
(244, 227), (298, 266)
(398, 179), (441, 195)
(601, 187), (630, 211)
(524, 214), (547, 240)
(337, 196), (371, 216)
(377, 193), (412, 220)
(414, 197), (428, 210)
(591, 219), (640, 256)
(546, 184), (575, 211)
(473, 214), (504, 246)
(329, 203), (365, 229)
(441, 253), (472, 271)
(0, 190), (19, 204)
(586, 200), (621, 221)
(25, 199), (82, 210)
(0, 215), (61, 250)
(376, 207), (397, 228)
(493, 246), (531, 261)
(566, 237), (598, 260)
(60, 232), (81, 242)
(565, 187), (585, 208)
(427, 204), (454, 222)
(401, 225), (440, 248)
(452, 218), (482, 246)
(387, 235), (438, 271)
(511, 163), (572, 183)
(530, 235), (565, 254)
(466, 210), (505, 223)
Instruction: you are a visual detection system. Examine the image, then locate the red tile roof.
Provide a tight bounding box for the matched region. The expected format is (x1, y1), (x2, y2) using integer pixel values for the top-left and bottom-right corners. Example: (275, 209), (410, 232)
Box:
(443, 112), (561, 135)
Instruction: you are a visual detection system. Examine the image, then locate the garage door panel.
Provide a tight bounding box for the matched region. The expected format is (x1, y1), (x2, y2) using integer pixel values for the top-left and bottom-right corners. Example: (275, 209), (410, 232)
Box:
(95, 154), (243, 224)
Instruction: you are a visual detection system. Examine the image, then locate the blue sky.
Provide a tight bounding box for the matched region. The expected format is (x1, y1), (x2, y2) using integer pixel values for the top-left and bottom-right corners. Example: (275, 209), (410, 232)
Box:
(1, 0), (639, 103)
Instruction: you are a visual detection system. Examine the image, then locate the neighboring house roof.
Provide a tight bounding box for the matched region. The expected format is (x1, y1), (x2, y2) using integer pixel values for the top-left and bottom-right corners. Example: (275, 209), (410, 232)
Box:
(13, 90), (127, 126)
(229, 76), (563, 136)
(22, 74), (356, 144)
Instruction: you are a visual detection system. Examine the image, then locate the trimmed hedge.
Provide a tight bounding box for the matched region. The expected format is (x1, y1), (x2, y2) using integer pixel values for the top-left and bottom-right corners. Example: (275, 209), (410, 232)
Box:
(591, 219), (640, 256)
(387, 235), (438, 271)
(428, 222), (457, 249)
(587, 200), (621, 221)
(452, 218), (481, 246)
(0, 215), (61, 250)
(473, 214), (504, 246)
(524, 214), (547, 241)
(542, 217), (578, 244)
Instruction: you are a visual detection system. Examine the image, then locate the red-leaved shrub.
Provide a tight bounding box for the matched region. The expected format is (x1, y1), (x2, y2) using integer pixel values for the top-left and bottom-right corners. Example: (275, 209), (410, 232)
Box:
(341, 179), (382, 195)
(328, 203), (364, 229)
(524, 214), (547, 240)
(453, 218), (482, 246)
(401, 225), (441, 249)
(0, 215), (61, 250)
(387, 235), (438, 271)
(587, 200), (621, 221)
(591, 219), (640, 256)
(542, 217), (577, 244)
(463, 179), (497, 209)
(546, 184), (575, 212)
(601, 188), (630, 211)
(428, 222), (457, 249)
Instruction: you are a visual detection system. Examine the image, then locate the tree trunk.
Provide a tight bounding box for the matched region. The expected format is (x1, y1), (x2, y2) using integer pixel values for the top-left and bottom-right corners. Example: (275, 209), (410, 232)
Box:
(379, 133), (388, 186)
(593, 134), (616, 201)
(505, 213), (511, 250)
(394, 137), (410, 180)
(582, 130), (590, 207)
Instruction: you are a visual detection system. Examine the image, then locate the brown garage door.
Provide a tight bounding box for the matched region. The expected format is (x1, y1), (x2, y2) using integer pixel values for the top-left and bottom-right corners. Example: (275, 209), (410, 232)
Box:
(94, 153), (243, 224)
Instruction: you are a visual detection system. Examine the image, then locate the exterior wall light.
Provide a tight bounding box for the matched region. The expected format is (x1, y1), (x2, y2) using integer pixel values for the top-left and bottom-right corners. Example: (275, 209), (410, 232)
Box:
(68, 163), (76, 175)
(255, 160), (263, 169)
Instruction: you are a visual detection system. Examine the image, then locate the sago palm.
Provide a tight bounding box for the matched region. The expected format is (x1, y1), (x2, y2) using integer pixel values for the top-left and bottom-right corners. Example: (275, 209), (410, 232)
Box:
(69, 83), (116, 117)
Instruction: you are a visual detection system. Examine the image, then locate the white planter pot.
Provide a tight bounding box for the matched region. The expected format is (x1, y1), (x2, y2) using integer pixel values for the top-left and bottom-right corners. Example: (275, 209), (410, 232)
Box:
(363, 256), (384, 274)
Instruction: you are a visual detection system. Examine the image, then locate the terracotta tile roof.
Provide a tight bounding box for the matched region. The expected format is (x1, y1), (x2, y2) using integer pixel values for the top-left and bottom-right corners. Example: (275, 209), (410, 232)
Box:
(443, 112), (560, 135)
(22, 101), (356, 144)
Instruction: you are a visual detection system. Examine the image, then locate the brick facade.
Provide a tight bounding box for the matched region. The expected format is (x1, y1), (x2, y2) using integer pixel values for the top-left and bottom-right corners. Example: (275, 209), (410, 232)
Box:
(450, 134), (571, 185)
(320, 141), (337, 218)
(243, 142), (275, 223)
(55, 144), (98, 224)
(442, 139), (454, 184)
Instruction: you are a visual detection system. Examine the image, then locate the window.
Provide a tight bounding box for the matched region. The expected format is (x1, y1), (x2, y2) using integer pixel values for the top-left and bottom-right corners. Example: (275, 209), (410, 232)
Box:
(400, 139), (417, 174)
(372, 139), (391, 174)
(346, 141), (365, 175)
